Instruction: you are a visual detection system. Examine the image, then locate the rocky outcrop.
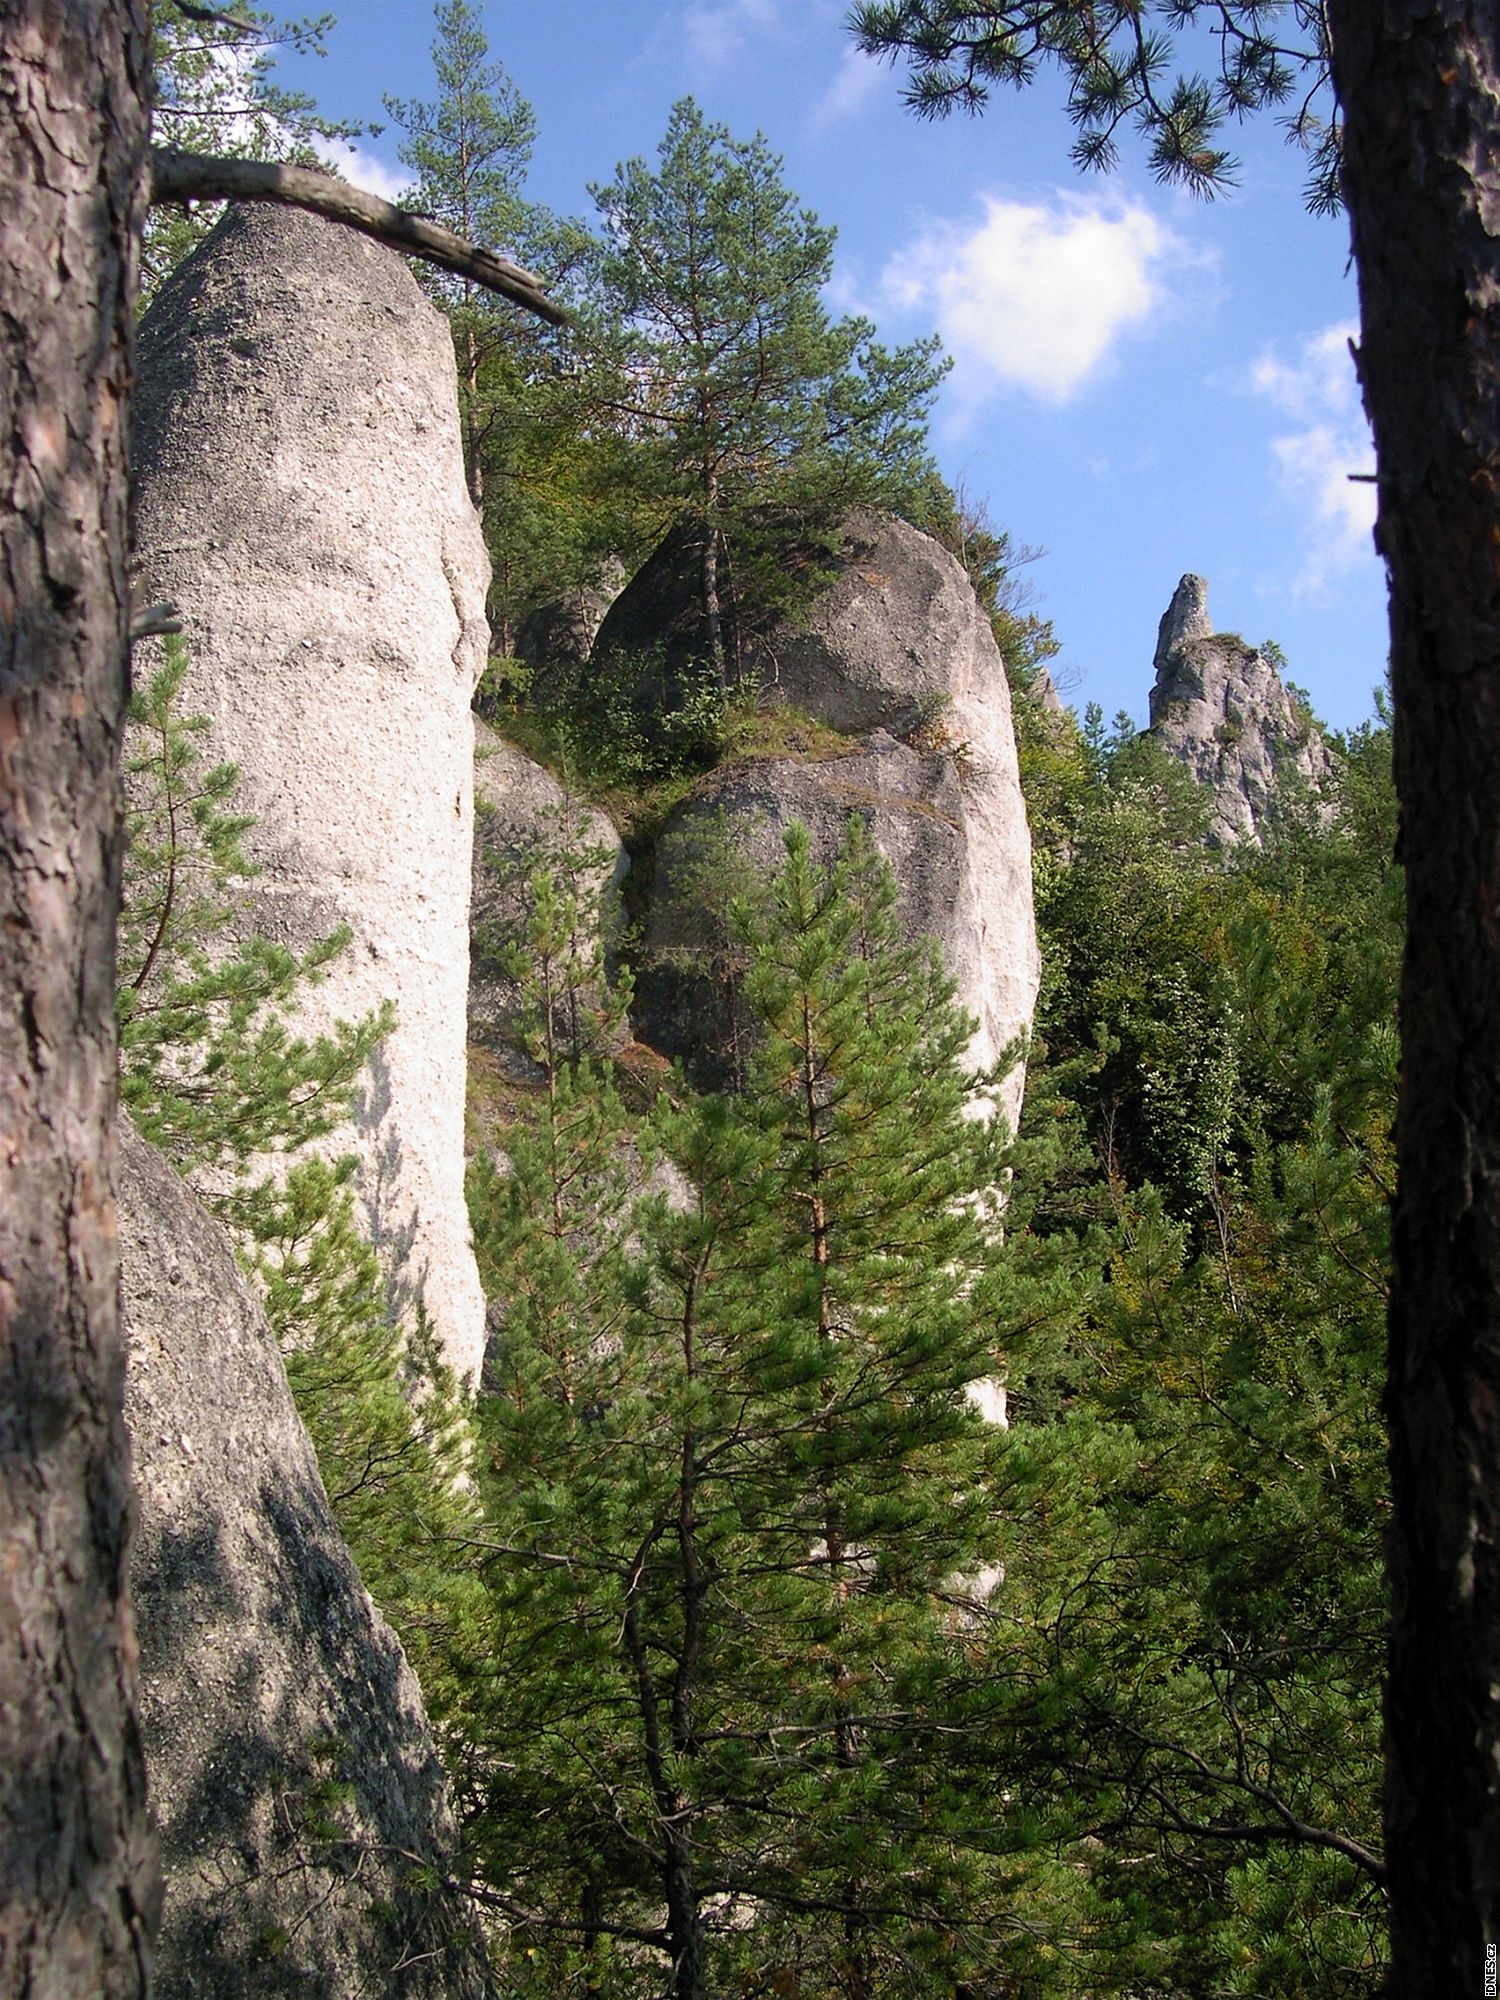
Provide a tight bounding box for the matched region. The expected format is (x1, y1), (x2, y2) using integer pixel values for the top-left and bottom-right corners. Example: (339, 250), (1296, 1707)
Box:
(512, 564), (625, 710)
(638, 732), (971, 1085)
(623, 511), (1038, 1126)
(470, 720), (628, 1059)
(132, 204), (488, 1381)
(1029, 665), (1066, 716)
(119, 1121), (489, 2000)
(1147, 574), (1334, 846)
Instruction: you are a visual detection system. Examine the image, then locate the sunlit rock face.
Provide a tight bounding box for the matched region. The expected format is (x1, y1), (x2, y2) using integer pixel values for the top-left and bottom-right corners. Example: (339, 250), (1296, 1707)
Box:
(133, 202), (488, 1381)
(119, 1121), (490, 2000)
(617, 509), (1039, 1133)
(1148, 573), (1335, 847)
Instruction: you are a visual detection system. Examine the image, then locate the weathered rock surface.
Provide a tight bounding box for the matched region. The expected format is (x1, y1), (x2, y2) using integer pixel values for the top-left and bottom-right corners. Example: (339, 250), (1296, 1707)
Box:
(132, 204), (488, 1380)
(470, 720), (628, 1058)
(623, 511), (1038, 1125)
(1029, 665), (1066, 716)
(1147, 574), (1334, 846)
(512, 564), (625, 710)
(637, 734), (963, 1084)
(119, 1121), (489, 2000)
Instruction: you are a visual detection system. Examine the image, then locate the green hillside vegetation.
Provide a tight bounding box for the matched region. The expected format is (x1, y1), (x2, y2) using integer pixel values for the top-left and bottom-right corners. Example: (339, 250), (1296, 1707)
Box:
(123, 642), (1394, 1993)
(130, 12), (1395, 1990)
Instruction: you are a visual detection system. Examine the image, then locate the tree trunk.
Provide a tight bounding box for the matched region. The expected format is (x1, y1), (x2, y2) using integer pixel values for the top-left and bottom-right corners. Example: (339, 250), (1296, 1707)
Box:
(701, 464), (726, 690)
(463, 317), (486, 519)
(0, 3), (159, 1994)
(1330, 5), (1500, 1988)
(664, 1836), (708, 2000)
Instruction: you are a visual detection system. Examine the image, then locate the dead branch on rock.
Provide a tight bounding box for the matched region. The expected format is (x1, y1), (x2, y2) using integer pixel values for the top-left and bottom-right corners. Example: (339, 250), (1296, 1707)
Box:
(148, 149), (568, 325)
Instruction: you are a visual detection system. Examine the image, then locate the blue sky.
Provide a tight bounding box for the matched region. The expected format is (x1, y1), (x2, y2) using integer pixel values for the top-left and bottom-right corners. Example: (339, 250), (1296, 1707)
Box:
(281, 0), (1388, 733)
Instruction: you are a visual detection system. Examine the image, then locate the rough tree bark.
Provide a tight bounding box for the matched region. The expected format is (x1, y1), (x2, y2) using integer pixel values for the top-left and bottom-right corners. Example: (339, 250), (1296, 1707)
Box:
(1329, 4), (1500, 1989)
(1, 18), (564, 1994)
(0, 3), (159, 1995)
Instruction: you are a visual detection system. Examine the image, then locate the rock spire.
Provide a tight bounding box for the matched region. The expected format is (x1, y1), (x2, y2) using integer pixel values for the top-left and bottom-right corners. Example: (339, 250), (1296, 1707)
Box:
(1148, 573), (1333, 845)
(132, 204), (489, 1380)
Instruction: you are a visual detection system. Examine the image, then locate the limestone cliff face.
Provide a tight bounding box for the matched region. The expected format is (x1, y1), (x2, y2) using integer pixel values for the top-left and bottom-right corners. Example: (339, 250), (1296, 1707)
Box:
(132, 204), (488, 1381)
(119, 1122), (490, 2000)
(1148, 574), (1334, 846)
(622, 511), (1039, 1129)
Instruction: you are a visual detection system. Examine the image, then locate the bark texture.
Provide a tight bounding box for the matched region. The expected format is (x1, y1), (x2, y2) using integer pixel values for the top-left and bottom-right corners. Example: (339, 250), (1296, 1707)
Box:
(1330, 4), (1500, 1987)
(0, 3), (159, 1993)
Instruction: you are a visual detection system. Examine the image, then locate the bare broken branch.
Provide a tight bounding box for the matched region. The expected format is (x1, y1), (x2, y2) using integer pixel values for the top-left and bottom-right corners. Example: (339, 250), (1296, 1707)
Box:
(148, 149), (569, 326)
(129, 600), (183, 642)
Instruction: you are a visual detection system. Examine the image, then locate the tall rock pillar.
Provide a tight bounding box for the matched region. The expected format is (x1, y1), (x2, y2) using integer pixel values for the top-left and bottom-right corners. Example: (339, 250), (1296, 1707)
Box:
(133, 204), (489, 1381)
(1147, 573), (1333, 846)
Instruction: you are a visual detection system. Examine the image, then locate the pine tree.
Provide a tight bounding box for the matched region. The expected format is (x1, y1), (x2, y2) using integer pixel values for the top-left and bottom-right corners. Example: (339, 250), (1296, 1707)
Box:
(386, 0), (538, 524)
(463, 818), (1044, 1998)
(119, 644), (478, 1691)
(588, 99), (948, 684)
(145, 1), (361, 295)
(119, 639), (390, 1176)
(386, 1), (601, 650)
(970, 704), (1397, 1991)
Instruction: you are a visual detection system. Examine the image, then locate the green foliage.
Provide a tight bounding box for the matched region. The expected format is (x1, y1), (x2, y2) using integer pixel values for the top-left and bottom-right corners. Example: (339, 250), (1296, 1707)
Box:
(460, 817), (1052, 1995)
(385, 0), (536, 254)
(584, 98), (949, 674)
(982, 695), (1398, 1989)
(129, 28), (1402, 1985)
(473, 652), (533, 718)
(126, 631), (1396, 1991)
(387, 1), (604, 650)
(119, 644), (478, 1688)
(120, 641), (391, 1175)
(567, 641), (734, 787)
(474, 802), (633, 1076)
(494, 670), (850, 844)
(145, 1), (361, 294)
(1026, 707), (1223, 1214)
(241, 1160), (476, 1643)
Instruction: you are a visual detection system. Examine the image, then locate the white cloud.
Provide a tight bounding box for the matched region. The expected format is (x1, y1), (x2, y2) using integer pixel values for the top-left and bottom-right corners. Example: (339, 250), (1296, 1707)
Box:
(808, 44), (885, 131)
(679, 0), (792, 76)
(1250, 321), (1376, 598)
(881, 191), (1192, 405)
(314, 139), (414, 208)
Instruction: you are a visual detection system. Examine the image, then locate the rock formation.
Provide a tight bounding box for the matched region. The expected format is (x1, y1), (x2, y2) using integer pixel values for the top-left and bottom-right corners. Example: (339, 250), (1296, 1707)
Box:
(619, 510), (1039, 1128)
(132, 204), (488, 1381)
(1147, 574), (1334, 846)
(469, 720), (628, 1059)
(511, 563), (625, 711)
(1029, 665), (1066, 716)
(119, 1121), (490, 2000)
